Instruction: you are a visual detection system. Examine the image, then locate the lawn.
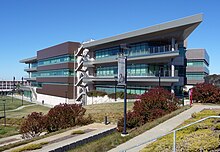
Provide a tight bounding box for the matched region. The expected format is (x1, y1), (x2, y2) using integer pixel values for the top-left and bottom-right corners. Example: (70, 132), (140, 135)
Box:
(0, 96), (32, 111)
(0, 105), (50, 119)
(141, 109), (220, 152)
(84, 102), (134, 123)
(0, 125), (19, 138)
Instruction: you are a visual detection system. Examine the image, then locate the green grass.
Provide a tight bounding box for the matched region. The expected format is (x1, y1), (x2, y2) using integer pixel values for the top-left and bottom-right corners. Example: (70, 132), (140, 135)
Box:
(0, 105), (50, 118)
(0, 96), (32, 111)
(84, 102), (134, 123)
(0, 125), (19, 138)
(141, 109), (220, 152)
(68, 106), (190, 152)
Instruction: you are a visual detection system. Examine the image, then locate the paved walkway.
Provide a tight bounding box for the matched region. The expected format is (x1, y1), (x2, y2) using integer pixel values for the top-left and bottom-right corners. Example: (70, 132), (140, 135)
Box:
(109, 104), (220, 152)
(4, 123), (116, 152)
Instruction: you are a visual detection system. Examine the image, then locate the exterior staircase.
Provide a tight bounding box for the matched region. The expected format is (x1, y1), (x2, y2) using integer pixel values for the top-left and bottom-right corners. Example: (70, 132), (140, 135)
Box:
(75, 46), (89, 105)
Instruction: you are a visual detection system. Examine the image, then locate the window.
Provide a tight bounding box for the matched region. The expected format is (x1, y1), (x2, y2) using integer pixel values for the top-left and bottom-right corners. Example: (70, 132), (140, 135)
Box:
(38, 55), (75, 66)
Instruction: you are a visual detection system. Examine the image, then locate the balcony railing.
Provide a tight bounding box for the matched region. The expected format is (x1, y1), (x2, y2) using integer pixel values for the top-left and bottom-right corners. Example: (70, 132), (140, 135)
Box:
(87, 70), (179, 78)
(95, 44), (176, 60)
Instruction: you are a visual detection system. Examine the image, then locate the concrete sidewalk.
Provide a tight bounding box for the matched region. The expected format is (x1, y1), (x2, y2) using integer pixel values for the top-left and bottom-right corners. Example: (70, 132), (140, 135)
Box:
(4, 123), (116, 152)
(109, 104), (220, 152)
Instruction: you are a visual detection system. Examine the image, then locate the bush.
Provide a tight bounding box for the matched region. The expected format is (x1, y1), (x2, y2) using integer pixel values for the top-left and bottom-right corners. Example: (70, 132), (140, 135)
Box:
(87, 90), (107, 97)
(192, 83), (220, 103)
(11, 143), (46, 152)
(117, 87), (179, 131)
(71, 130), (85, 135)
(45, 103), (87, 132)
(20, 112), (46, 139)
(108, 92), (139, 99)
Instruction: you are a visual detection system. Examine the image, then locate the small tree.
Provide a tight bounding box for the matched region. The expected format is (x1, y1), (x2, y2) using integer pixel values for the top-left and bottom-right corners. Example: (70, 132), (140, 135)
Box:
(192, 83), (220, 103)
(20, 112), (46, 139)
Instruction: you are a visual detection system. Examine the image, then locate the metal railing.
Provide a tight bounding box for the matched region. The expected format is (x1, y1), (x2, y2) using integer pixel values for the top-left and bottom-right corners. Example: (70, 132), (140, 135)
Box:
(122, 116), (220, 152)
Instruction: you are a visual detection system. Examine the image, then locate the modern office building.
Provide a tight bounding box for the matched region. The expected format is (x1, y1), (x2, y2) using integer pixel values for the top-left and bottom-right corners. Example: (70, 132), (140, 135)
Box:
(185, 48), (209, 90)
(20, 42), (80, 105)
(21, 14), (205, 105)
(75, 14), (203, 104)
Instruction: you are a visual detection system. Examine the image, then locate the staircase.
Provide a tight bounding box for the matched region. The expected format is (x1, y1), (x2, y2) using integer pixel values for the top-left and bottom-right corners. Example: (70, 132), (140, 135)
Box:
(75, 46), (89, 105)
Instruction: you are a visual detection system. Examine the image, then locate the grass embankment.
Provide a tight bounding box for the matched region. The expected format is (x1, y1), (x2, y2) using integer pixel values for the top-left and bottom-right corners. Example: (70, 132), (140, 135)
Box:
(0, 96), (32, 111)
(84, 102), (134, 123)
(141, 109), (220, 152)
(0, 100), (50, 139)
(69, 106), (190, 152)
(0, 125), (19, 138)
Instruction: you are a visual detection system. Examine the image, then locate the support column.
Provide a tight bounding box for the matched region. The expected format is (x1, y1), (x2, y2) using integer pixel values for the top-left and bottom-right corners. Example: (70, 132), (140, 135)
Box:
(171, 38), (175, 93)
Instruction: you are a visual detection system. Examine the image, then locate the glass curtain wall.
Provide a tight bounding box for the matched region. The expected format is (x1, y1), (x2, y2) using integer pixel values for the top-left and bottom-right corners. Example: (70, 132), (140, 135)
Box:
(38, 55), (75, 66)
(96, 64), (170, 77)
(95, 42), (173, 60)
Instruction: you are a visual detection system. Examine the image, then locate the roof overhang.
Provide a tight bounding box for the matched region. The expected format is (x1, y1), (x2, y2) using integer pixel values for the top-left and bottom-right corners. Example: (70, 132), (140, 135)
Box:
(20, 56), (37, 63)
(83, 14), (203, 49)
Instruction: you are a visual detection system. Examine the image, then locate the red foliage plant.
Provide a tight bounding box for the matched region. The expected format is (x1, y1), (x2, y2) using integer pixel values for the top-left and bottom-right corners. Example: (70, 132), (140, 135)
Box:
(20, 112), (46, 139)
(192, 83), (220, 103)
(45, 103), (87, 132)
(117, 87), (179, 131)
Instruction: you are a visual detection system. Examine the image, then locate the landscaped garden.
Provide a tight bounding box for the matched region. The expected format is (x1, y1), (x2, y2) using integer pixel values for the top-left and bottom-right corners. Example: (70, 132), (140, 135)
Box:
(141, 109), (220, 152)
(1, 83), (220, 152)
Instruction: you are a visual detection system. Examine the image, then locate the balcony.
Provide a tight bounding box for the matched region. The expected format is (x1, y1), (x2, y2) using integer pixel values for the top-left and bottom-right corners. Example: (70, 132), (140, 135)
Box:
(24, 67), (37, 72)
(84, 50), (180, 67)
(83, 70), (179, 85)
(24, 77), (36, 81)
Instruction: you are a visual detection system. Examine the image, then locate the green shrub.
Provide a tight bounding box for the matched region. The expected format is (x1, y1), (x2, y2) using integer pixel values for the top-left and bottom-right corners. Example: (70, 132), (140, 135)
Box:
(108, 92), (139, 99)
(87, 90), (107, 97)
(11, 143), (43, 152)
(71, 130), (85, 135)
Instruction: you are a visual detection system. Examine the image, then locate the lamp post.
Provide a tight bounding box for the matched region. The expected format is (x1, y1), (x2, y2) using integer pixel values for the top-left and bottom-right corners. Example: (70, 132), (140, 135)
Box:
(114, 76), (117, 101)
(65, 91), (68, 103)
(119, 44), (129, 136)
(159, 68), (161, 88)
(21, 77), (24, 106)
(3, 99), (6, 126)
(12, 77), (15, 102)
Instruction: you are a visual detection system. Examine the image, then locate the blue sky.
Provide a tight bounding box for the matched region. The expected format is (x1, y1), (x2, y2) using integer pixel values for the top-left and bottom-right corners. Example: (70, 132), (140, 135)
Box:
(0, 0), (219, 80)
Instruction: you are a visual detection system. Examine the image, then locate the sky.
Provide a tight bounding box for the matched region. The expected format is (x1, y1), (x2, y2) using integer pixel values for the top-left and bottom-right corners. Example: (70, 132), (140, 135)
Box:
(0, 0), (219, 80)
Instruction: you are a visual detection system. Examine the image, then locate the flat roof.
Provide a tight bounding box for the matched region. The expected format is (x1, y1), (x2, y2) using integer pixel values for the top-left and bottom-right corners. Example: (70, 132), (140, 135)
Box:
(83, 14), (203, 48)
(20, 56), (37, 63)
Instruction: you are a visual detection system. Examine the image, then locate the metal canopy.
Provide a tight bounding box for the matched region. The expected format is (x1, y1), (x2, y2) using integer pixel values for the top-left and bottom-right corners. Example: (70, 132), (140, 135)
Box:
(83, 14), (203, 49)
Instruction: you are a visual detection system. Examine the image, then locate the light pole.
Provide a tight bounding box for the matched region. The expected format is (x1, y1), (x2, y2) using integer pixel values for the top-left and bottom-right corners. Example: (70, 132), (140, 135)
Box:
(3, 99), (6, 126)
(12, 77), (15, 102)
(114, 76), (118, 101)
(65, 91), (68, 103)
(158, 67), (163, 88)
(119, 44), (129, 136)
(21, 77), (24, 106)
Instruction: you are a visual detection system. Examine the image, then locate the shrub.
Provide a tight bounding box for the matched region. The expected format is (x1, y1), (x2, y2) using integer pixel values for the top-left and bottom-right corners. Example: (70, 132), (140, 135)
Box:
(117, 87), (179, 130)
(11, 143), (45, 152)
(71, 130), (85, 135)
(87, 90), (107, 97)
(108, 92), (139, 99)
(192, 83), (220, 103)
(45, 103), (87, 132)
(20, 112), (46, 139)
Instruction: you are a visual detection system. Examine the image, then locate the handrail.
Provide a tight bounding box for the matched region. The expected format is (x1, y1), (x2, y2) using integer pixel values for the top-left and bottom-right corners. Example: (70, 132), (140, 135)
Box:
(121, 116), (220, 152)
